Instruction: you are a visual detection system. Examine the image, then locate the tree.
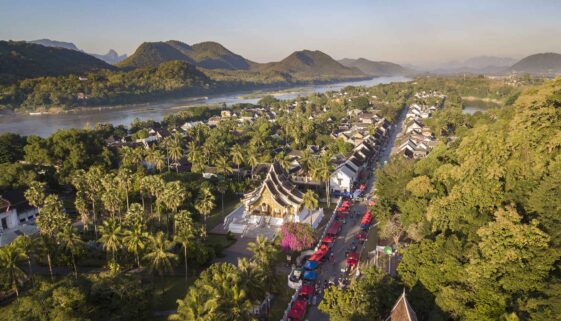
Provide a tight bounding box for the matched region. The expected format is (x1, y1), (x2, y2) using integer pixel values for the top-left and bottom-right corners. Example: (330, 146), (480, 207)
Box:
(57, 224), (84, 279)
(247, 235), (279, 293)
(145, 148), (165, 172)
(310, 155), (333, 204)
(237, 258), (265, 301)
(123, 224), (148, 268)
(160, 181), (187, 233)
(24, 180), (46, 211)
(143, 231), (178, 277)
(379, 213), (404, 247)
(12, 235), (34, 282)
(174, 210), (195, 282)
(170, 287), (219, 321)
(195, 186), (215, 225)
(230, 144), (245, 180)
(99, 218), (123, 266)
(302, 189), (319, 226)
(280, 222), (316, 253)
(35, 194), (69, 280)
(0, 242), (28, 296)
(222, 284), (255, 321)
(140, 175), (164, 223)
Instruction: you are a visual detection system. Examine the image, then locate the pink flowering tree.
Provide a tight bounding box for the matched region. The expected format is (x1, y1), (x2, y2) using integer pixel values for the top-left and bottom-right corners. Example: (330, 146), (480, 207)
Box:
(280, 222), (316, 254)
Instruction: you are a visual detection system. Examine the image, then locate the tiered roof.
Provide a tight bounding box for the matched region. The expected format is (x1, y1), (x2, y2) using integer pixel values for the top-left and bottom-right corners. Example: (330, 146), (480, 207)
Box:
(245, 162), (304, 209)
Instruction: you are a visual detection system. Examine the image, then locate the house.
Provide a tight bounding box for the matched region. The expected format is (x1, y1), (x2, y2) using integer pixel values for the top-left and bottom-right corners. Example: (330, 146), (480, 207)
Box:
(0, 190), (38, 232)
(207, 116), (222, 127)
(181, 121), (204, 131)
(405, 120), (423, 134)
(330, 161), (358, 194)
(221, 110), (233, 118)
(385, 291), (418, 321)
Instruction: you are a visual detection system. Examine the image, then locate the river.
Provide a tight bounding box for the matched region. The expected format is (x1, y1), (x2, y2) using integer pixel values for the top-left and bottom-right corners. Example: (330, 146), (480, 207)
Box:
(0, 76), (410, 137)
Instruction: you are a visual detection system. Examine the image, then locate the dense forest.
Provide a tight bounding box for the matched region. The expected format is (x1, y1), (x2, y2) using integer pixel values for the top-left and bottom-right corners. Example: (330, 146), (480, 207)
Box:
(359, 78), (561, 320)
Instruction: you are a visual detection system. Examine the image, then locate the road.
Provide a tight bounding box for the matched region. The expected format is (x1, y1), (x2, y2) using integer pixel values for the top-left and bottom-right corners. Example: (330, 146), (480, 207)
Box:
(305, 105), (408, 321)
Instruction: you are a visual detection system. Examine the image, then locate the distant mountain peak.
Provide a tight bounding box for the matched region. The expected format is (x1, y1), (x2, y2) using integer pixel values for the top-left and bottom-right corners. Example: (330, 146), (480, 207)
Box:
(511, 52), (561, 74)
(29, 39), (80, 51)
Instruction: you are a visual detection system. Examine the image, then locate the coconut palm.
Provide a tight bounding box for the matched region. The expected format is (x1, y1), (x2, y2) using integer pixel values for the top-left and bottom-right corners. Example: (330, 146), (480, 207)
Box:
(143, 232), (177, 277)
(237, 257), (265, 301)
(57, 224), (84, 279)
(115, 168), (133, 211)
(168, 134), (184, 172)
(12, 235), (34, 281)
(310, 155), (333, 204)
(123, 224), (148, 268)
(195, 186), (215, 225)
(170, 288), (218, 321)
(275, 151), (291, 171)
(121, 146), (144, 169)
(0, 243), (28, 296)
(124, 203), (146, 228)
(75, 190), (91, 232)
(174, 210), (195, 282)
(230, 144), (245, 180)
(146, 148), (165, 172)
(160, 181), (187, 233)
(302, 189), (319, 226)
(140, 175), (164, 223)
(99, 218), (123, 266)
(215, 156), (233, 177)
(82, 166), (106, 238)
(35, 194), (69, 280)
(222, 284), (255, 321)
(24, 180), (46, 211)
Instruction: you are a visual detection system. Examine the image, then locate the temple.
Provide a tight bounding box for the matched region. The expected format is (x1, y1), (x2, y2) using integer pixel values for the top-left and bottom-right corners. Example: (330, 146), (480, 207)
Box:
(244, 162), (304, 219)
(227, 162), (324, 236)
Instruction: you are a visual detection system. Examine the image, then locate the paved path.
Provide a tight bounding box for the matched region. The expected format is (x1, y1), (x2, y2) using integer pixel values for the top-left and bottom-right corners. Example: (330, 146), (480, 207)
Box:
(212, 237), (253, 265)
(305, 106), (409, 321)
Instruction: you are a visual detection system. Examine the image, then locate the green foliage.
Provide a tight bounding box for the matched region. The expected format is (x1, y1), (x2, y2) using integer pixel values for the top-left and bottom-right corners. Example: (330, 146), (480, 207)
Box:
(319, 266), (401, 321)
(0, 133), (26, 163)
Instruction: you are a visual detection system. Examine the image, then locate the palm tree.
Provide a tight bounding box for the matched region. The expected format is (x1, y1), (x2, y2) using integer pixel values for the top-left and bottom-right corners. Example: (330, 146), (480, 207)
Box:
(161, 181), (187, 234)
(310, 155), (333, 204)
(57, 224), (84, 279)
(83, 166), (106, 238)
(0, 243), (28, 296)
(174, 210), (194, 282)
(24, 180), (46, 212)
(223, 284), (254, 321)
(230, 144), (245, 180)
(12, 235), (34, 282)
(143, 232), (177, 277)
(146, 149), (165, 172)
(195, 186), (215, 226)
(237, 257), (265, 301)
(140, 175), (164, 223)
(123, 224), (148, 268)
(115, 168), (133, 211)
(75, 190), (91, 232)
(170, 288), (218, 321)
(99, 218), (123, 266)
(215, 156), (233, 178)
(302, 189), (319, 226)
(36, 194), (69, 280)
(216, 180), (228, 216)
(121, 146), (143, 169)
(274, 151), (291, 171)
(168, 134), (184, 172)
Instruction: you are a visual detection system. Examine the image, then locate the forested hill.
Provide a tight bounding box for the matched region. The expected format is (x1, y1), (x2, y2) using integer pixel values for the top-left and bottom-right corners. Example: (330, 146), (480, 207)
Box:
(0, 41), (115, 85)
(338, 58), (409, 76)
(510, 52), (561, 74)
(118, 40), (253, 70)
(260, 50), (365, 80)
(374, 78), (561, 320)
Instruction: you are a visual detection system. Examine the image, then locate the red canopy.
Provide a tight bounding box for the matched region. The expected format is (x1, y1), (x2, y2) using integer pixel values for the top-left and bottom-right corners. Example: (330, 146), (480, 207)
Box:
(327, 221), (342, 235)
(341, 200), (353, 207)
(347, 252), (359, 266)
(336, 206), (349, 212)
(355, 232), (367, 240)
(359, 184), (366, 191)
(309, 244), (330, 261)
(361, 211), (373, 225)
(299, 284), (314, 297)
(288, 299), (308, 319)
(321, 235), (334, 243)
(336, 212), (346, 220)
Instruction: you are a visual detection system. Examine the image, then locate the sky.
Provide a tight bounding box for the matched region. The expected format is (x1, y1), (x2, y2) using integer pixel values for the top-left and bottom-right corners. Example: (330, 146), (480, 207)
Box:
(2, 0), (561, 66)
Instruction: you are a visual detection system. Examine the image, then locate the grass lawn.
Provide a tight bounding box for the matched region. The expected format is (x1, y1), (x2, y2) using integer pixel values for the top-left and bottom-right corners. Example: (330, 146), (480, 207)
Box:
(266, 276), (295, 321)
(205, 194), (241, 230)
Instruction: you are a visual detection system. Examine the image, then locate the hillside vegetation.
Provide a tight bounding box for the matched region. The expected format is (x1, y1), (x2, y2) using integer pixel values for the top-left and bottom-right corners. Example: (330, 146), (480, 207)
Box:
(339, 58), (409, 76)
(0, 41), (114, 85)
(372, 78), (561, 320)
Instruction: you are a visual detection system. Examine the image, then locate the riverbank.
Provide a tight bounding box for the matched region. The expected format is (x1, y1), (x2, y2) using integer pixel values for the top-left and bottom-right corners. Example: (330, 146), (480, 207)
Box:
(0, 76), (411, 137)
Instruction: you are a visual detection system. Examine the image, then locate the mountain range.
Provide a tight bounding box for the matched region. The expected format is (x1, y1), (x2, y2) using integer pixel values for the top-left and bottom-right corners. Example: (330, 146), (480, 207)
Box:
(511, 53), (561, 74)
(338, 58), (411, 76)
(29, 39), (127, 64)
(119, 41), (365, 81)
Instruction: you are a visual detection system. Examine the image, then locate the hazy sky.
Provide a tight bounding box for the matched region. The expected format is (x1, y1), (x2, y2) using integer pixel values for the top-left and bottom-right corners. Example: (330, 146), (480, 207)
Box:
(2, 0), (561, 65)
